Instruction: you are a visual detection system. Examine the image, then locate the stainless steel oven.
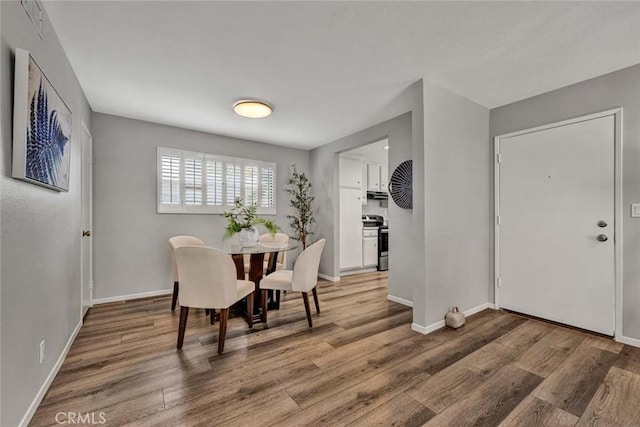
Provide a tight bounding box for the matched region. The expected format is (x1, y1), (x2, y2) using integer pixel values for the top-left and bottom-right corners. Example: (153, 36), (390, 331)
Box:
(363, 215), (389, 271)
(378, 226), (388, 271)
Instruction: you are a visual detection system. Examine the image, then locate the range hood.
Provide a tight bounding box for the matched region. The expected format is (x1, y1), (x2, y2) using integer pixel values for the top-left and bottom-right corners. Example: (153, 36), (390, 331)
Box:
(366, 191), (388, 200)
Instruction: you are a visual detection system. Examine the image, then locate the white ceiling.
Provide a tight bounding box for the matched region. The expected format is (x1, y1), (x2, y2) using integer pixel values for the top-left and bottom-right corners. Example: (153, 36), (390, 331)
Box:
(344, 139), (389, 166)
(43, 1), (640, 149)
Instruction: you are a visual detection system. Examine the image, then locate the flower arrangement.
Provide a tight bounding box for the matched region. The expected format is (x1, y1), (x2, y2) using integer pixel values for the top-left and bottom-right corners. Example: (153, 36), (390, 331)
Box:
(223, 197), (280, 240)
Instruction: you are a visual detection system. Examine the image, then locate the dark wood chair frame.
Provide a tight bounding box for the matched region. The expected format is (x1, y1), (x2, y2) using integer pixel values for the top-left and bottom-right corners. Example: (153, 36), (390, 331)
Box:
(173, 281), (217, 325)
(177, 292), (253, 354)
(261, 286), (320, 327)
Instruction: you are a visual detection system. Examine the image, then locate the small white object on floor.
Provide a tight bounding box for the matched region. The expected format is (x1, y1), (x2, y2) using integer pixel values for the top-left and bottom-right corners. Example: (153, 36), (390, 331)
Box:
(445, 306), (465, 329)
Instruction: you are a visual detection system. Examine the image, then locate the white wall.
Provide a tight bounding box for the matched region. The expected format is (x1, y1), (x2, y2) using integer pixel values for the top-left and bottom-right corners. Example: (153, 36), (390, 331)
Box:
(417, 80), (491, 328)
(91, 113), (310, 300)
(362, 200), (388, 218)
(490, 64), (640, 341)
(1, 1), (92, 425)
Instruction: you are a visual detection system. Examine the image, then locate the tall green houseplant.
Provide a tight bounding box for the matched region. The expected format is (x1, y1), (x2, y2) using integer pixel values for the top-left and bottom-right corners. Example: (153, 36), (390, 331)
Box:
(285, 165), (316, 249)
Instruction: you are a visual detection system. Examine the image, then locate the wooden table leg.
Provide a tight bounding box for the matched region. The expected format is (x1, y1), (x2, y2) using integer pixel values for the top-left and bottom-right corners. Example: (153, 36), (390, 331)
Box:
(249, 253), (265, 320)
(232, 253), (259, 325)
(265, 251), (281, 310)
(232, 254), (245, 280)
(231, 251), (282, 323)
(266, 251), (279, 275)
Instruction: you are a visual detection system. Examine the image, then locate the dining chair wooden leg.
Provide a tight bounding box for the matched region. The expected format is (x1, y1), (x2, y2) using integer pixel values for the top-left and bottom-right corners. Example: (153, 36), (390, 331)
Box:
(312, 287), (320, 314)
(302, 292), (313, 327)
(261, 290), (268, 324)
(210, 309), (215, 325)
(246, 293), (254, 328)
(218, 308), (229, 354)
(276, 290), (281, 310)
(177, 306), (189, 349)
(171, 282), (179, 311)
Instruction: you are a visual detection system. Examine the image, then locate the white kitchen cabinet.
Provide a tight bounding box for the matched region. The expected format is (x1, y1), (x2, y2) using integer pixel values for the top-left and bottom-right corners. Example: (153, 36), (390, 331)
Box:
(367, 163), (380, 191)
(362, 232), (378, 267)
(380, 166), (388, 192)
(339, 157), (362, 188)
(339, 188), (363, 270)
(361, 162), (367, 205)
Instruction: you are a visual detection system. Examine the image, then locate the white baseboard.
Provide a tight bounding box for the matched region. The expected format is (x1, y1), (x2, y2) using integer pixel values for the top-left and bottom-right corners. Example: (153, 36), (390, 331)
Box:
(465, 302), (495, 316)
(318, 273), (340, 282)
(412, 321), (444, 335)
(19, 321), (82, 427)
(412, 302), (496, 335)
(387, 294), (413, 308)
(339, 267), (378, 277)
(93, 288), (173, 305)
(619, 335), (640, 348)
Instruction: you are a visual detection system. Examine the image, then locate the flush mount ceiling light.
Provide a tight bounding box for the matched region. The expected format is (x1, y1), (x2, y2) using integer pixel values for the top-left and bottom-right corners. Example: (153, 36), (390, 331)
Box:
(233, 100), (273, 119)
(384, 146), (389, 150)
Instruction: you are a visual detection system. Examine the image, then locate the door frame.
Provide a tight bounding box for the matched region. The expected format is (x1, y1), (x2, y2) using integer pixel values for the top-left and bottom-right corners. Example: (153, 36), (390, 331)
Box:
(494, 108), (623, 340)
(80, 120), (94, 318)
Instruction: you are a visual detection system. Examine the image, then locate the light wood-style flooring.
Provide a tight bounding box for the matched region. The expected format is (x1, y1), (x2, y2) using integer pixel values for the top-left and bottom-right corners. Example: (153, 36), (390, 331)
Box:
(30, 272), (640, 426)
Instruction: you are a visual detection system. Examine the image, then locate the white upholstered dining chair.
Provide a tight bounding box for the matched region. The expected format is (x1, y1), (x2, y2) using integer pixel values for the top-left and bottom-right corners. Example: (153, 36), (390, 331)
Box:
(259, 239), (326, 327)
(169, 235), (205, 312)
(174, 246), (255, 354)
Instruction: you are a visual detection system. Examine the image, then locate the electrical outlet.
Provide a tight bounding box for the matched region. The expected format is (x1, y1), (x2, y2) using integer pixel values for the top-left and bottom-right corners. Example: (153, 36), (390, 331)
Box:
(39, 340), (45, 364)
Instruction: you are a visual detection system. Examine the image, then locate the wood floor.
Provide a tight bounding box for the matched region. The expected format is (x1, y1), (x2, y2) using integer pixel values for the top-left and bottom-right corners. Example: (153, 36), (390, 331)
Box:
(31, 272), (640, 426)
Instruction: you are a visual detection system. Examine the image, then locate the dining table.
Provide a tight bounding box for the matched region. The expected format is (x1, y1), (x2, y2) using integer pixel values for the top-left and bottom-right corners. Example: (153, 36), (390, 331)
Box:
(222, 241), (298, 324)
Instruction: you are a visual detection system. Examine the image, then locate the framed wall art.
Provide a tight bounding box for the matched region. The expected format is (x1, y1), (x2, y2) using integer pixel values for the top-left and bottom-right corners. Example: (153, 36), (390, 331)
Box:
(13, 48), (72, 191)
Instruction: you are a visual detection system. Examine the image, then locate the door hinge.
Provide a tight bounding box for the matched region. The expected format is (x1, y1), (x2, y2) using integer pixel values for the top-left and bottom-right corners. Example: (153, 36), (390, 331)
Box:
(496, 153), (503, 164)
(496, 215), (501, 226)
(496, 277), (502, 288)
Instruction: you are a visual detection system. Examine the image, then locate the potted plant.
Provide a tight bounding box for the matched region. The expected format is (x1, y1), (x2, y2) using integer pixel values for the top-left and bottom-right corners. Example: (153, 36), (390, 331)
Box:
(223, 197), (280, 247)
(285, 165), (316, 249)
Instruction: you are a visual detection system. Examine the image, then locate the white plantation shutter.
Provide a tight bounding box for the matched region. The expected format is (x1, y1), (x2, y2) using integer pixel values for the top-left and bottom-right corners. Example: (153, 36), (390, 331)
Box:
(157, 147), (277, 214)
(260, 162), (276, 214)
(225, 160), (242, 205)
(244, 162), (259, 206)
(183, 153), (203, 206)
(161, 155), (181, 204)
(158, 148), (182, 213)
(205, 155), (224, 208)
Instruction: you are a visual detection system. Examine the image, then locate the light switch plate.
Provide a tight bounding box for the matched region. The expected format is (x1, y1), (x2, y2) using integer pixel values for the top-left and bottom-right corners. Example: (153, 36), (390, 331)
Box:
(632, 204), (640, 218)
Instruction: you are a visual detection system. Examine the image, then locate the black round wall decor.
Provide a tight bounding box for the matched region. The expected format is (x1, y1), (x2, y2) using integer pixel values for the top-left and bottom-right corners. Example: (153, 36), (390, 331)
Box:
(389, 160), (413, 209)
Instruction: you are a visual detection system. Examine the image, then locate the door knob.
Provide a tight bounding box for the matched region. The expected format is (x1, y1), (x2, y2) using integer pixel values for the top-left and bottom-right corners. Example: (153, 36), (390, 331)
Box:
(597, 234), (608, 242)
(597, 220), (608, 228)
(82, 230), (91, 237)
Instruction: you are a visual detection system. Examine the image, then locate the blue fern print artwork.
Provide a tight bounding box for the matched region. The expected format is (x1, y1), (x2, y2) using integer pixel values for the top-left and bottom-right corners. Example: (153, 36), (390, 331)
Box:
(26, 57), (71, 190)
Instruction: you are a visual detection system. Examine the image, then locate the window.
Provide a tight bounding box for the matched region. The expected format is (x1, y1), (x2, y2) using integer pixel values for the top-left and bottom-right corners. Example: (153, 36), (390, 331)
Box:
(157, 147), (277, 214)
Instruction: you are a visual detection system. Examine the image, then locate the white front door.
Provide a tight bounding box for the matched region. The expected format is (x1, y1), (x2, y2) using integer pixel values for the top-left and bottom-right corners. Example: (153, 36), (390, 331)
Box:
(81, 122), (93, 317)
(497, 114), (615, 335)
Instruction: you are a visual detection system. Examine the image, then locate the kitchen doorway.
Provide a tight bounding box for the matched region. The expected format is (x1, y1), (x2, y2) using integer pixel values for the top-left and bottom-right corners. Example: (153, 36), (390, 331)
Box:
(338, 139), (389, 277)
